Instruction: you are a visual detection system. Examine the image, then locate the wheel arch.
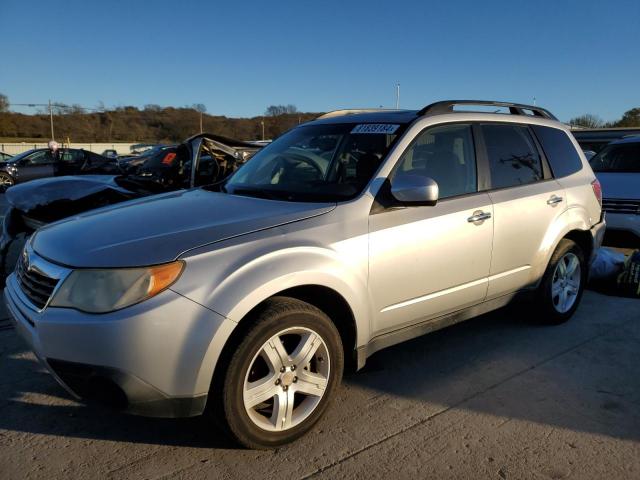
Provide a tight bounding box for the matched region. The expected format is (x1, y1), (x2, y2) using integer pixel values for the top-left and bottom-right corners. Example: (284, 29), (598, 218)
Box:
(535, 206), (594, 282)
(204, 283), (362, 418)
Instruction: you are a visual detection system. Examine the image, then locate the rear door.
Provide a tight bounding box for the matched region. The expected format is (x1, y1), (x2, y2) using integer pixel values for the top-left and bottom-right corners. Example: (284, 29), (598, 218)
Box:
(56, 149), (85, 176)
(479, 123), (566, 299)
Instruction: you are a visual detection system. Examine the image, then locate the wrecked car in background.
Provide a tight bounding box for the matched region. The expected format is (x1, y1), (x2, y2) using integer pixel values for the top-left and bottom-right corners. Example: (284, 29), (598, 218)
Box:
(0, 148), (120, 190)
(0, 134), (261, 273)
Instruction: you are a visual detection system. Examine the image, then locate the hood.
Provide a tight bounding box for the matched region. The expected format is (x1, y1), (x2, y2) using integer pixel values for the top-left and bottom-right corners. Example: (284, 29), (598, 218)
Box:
(6, 175), (128, 212)
(595, 172), (640, 200)
(32, 189), (335, 268)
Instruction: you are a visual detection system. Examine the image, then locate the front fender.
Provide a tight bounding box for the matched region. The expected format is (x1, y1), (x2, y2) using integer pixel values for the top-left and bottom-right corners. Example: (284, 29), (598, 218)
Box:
(173, 241), (371, 395)
(172, 242), (371, 347)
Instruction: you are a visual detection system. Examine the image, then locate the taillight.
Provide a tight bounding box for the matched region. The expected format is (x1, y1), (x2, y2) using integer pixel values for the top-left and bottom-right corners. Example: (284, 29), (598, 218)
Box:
(591, 178), (602, 206)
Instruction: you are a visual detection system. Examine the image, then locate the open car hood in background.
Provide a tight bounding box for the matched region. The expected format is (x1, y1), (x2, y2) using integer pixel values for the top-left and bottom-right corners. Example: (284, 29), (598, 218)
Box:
(4, 134), (264, 225)
(5, 176), (133, 213)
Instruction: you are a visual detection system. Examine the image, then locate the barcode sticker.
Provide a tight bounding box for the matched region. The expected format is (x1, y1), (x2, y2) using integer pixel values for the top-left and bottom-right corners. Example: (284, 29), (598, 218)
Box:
(351, 124), (400, 134)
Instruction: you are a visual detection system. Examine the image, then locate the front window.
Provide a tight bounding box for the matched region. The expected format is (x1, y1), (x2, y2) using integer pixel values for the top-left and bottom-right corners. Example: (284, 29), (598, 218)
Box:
(590, 142), (640, 173)
(223, 123), (406, 202)
(24, 150), (56, 165)
(393, 123), (477, 199)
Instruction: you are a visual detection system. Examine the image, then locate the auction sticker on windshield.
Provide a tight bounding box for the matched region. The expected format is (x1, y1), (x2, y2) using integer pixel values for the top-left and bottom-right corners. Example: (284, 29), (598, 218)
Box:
(351, 124), (400, 134)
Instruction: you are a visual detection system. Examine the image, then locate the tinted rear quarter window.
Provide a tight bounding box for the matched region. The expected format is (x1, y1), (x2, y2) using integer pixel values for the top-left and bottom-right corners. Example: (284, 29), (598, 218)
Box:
(531, 126), (583, 177)
(481, 124), (543, 189)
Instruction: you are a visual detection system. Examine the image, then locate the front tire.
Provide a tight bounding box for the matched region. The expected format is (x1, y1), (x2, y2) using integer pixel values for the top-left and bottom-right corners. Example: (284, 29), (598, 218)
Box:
(213, 297), (343, 449)
(0, 173), (14, 191)
(536, 239), (586, 324)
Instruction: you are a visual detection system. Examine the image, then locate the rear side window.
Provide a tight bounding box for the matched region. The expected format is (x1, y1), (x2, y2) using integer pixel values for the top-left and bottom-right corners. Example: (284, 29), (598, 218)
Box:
(531, 126), (583, 177)
(481, 124), (543, 189)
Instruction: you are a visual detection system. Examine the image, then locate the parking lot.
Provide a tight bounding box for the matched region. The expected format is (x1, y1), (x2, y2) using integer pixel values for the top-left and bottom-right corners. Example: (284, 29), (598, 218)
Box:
(0, 184), (638, 479)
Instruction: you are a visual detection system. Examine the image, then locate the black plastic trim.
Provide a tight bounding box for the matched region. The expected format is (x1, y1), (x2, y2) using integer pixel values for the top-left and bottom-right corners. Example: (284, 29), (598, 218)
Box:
(46, 358), (207, 418)
(356, 290), (536, 369)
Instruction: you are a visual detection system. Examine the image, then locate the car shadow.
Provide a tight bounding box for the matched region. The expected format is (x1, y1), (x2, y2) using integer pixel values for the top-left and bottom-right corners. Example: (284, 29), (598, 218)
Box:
(0, 291), (638, 450)
(0, 332), (239, 450)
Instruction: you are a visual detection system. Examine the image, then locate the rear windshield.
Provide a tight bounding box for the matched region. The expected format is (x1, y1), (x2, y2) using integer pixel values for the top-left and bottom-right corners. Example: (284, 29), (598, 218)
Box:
(590, 142), (640, 173)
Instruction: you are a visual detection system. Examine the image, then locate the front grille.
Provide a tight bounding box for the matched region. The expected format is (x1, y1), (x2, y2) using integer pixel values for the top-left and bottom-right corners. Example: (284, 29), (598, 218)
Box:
(602, 198), (640, 215)
(15, 253), (59, 309)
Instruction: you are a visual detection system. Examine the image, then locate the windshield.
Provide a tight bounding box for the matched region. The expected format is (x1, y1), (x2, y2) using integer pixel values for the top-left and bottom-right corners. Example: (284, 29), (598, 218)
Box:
(590, 142), (640, 173)
(4, 149), (36, 162)
(223, 123), (405, 202)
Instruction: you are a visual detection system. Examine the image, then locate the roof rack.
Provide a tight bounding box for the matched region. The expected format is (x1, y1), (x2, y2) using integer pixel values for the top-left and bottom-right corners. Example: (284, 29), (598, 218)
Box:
(417, 100), (557, 120)
(316, 108), (403, 120)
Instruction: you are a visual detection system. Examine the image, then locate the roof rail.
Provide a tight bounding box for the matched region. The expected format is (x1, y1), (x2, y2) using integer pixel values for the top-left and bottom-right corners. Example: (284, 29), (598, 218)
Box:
(316, 108), (402, 120)
(417, 100), (557, 120)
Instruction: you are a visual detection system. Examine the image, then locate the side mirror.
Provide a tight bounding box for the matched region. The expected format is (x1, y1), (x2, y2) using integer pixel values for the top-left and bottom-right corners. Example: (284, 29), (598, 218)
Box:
(390, 174), (439, 206)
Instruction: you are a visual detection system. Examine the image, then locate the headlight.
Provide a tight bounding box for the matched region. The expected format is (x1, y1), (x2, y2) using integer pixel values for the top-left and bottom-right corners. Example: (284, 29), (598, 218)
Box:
(50, 261), (185, 313)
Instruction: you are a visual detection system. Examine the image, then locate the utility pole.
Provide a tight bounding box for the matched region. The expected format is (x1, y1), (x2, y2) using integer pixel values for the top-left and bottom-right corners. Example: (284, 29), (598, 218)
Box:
(48, 99), (55, 139)
(395, 83), (400, 109)
(199, 111), (203, 134)
(261, 120), (265, 141)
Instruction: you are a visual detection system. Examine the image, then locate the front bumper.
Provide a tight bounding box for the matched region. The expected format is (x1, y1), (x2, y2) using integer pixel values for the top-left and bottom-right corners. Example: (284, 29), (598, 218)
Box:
(5, 272), (236, 418)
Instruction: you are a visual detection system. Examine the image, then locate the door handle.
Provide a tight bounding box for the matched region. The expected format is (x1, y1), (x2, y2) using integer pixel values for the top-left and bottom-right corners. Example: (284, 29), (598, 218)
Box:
(467, 211), (492, 223)
(547, 195), (563, 206)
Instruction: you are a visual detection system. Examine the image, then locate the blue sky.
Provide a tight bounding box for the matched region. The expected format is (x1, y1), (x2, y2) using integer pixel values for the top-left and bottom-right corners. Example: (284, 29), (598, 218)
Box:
(1, 0), (638, 121)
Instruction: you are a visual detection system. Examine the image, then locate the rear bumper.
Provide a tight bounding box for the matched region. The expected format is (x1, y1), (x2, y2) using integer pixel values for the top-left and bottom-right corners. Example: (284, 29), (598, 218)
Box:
(589, 216), (606, 263)
(589, 217), (609, 264)
(4, 271), (236, 418)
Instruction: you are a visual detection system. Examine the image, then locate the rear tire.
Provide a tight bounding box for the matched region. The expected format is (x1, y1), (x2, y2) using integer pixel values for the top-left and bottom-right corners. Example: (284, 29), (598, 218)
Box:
(536, 239), (586, 324)
(210, 297), (343, 449)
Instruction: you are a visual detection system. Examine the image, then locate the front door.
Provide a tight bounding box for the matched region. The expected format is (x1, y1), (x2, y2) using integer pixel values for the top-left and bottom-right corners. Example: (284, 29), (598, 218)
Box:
(369, 123), (494, 335)
(16, 150), (56, 183)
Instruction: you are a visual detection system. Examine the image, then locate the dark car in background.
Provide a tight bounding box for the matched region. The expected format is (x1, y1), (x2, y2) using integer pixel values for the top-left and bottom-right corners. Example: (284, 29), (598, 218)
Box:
(572, 127), (640, 154)
(0, 148), (120, 190)
(590, 136), (640, 246)
(118, 145), (174, 174)
(0, 134), (261, 273)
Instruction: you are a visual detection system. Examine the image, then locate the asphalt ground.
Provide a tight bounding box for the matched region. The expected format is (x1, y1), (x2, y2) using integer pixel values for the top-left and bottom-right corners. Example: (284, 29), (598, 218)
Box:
(0, 193), (639, 480)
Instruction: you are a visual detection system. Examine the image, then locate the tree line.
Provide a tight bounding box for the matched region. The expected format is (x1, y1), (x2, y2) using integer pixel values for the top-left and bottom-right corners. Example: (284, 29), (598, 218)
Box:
(1, 91), (638, 142)
(569, 108), (640, 129)
(0, 95), (319, 142)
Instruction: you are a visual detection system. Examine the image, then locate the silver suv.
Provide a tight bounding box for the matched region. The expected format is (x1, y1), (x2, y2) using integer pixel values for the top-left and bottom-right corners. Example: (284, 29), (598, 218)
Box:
(589, 136), (640, 243)
(5, 100), (605, 448)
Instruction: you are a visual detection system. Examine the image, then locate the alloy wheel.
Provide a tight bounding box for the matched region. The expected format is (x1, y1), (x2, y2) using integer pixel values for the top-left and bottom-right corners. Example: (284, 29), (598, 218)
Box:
(243, 326), (330, 432)
(0, 174), (13, 189)
(551, 252), (581, 313)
